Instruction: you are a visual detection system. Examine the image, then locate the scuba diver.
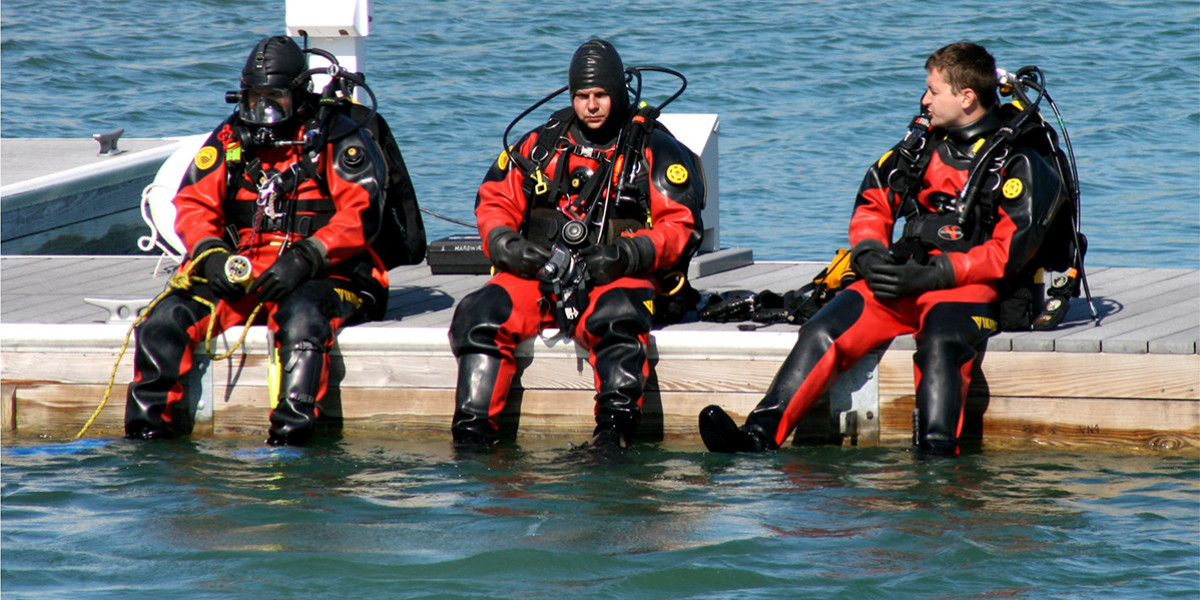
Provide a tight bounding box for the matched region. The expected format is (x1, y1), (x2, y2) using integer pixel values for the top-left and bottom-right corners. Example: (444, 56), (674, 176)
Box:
(700, 42), (1081, 456)
(448, 39), (705, 450)
(125, 35), (413, 445)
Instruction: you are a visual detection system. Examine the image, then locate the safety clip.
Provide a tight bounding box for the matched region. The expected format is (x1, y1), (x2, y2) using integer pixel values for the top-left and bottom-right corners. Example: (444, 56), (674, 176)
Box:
(532, 168), (548, 196)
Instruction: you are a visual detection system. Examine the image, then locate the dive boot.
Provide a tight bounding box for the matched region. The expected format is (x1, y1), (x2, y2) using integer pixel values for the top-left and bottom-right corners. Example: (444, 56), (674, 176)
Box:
(699, 405), (769, 453)
(267, 392), (317, 446)
(588, 422), (631, 450)
(125, 425), (177, 441)
(451, 353), (507, 447)
(267, 341), (324, 446)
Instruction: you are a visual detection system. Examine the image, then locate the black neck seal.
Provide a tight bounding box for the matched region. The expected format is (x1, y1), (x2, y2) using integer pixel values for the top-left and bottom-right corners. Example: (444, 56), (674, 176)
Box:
(945, 108), (1002, 145)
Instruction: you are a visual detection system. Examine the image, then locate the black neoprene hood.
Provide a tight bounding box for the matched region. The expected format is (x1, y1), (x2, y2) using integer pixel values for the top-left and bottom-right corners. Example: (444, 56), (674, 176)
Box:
(241, 35), (307, 90)
(568, 39), (629, 116)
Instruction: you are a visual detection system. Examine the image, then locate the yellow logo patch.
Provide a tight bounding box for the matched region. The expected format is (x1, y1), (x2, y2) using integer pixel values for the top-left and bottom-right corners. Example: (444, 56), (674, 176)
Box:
(644, 299), (655, 314)
(497, 148), (511, 171)
(195, 146), (218, 171)
(877, 150), (894, 169)
(666, 163), (689, 185)
(335, 288), (364, 309)
(972, 316), (998, 332)
(1002, 178), (1024, 199)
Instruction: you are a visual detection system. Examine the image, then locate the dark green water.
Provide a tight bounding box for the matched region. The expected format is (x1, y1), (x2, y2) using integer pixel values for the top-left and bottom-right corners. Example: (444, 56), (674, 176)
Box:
(2, 433), (1197, 599)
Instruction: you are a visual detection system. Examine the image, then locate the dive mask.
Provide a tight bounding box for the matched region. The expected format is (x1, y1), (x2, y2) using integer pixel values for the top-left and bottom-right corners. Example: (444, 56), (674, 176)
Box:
(239, 87), (293, 126)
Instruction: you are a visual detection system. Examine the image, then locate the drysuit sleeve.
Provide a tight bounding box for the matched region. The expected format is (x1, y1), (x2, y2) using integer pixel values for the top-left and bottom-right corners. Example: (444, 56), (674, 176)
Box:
(847, 146), (903, 251)
(173, 120), (236, 256)
(475, 130), (538, 260)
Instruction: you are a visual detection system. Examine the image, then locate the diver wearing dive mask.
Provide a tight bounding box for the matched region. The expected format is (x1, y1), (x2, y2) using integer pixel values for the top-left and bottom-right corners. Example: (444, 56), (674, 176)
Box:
(124, 35), (404, 447)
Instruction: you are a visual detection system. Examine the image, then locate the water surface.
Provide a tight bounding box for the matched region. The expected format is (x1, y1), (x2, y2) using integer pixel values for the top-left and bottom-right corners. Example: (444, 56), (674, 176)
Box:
(2, 433), (1197, 599)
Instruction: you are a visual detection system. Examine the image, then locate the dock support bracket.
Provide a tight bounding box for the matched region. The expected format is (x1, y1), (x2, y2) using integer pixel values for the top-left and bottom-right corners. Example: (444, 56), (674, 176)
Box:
(827, 348), (882, 445)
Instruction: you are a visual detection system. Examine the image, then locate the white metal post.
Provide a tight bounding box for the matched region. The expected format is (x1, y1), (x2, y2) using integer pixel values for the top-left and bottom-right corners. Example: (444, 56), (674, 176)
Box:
(285, 0), (371, 100)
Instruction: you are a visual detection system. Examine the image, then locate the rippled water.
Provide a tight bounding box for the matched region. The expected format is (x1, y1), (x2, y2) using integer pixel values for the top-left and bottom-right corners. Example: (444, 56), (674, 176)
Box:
(2, 2), (1198, 598)
(2, 433), (1198, 599)
(2, 0), (1198, 267)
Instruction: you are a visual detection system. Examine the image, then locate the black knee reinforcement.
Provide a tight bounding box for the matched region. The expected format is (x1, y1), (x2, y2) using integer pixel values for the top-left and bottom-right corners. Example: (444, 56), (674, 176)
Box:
(449, 284), (514, 356)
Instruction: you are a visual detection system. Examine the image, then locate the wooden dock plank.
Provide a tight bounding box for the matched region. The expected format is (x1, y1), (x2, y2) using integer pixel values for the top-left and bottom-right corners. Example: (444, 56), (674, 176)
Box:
(698, 261), (819, 292)
(874, 349), (1199, 406)
(1056, 286), (1198, 353)
(876, 393), (1200, 450)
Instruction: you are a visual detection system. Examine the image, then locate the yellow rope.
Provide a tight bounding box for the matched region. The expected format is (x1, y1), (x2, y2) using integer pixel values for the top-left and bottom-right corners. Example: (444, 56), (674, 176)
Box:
(72, 287), (170, 440)
(73, 249), (264, 440)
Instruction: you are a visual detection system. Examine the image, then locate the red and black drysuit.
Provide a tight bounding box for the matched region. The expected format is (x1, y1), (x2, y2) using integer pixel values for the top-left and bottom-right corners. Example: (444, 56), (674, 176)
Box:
(742, 109), (1061, 454)
(124, 114), (389, 444)
(448, 115), (704, 444)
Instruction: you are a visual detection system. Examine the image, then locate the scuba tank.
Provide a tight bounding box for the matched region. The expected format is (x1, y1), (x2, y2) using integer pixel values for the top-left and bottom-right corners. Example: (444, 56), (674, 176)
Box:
(969, 65), (1096, 329)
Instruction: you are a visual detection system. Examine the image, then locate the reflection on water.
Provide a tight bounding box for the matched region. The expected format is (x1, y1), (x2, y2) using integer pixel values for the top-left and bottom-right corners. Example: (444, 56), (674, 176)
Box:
(2, 432), (1196, 598)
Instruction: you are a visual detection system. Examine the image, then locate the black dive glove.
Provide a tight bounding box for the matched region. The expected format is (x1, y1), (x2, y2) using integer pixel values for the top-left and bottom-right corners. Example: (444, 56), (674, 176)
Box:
(582, 236), (654, 286)
(487, 226), (551, 278)
(849, 239), (894, 286)
(251, 239), (322, 303)
(195, 241), (245, 301)
(867, 254), (956, 299)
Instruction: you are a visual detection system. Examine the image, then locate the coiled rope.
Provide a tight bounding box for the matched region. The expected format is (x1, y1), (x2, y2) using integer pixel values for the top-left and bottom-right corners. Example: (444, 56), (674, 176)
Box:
(73, 248), (264, 439)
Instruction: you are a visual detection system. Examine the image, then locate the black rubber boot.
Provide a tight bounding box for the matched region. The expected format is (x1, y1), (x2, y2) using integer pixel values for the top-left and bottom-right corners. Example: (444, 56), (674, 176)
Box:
(588, 422), (630, 450)
(739, 290), (867, 448)
(451, 353), (506, 447)
(267, 341), (324, 446)
(698, 405), (769, 453)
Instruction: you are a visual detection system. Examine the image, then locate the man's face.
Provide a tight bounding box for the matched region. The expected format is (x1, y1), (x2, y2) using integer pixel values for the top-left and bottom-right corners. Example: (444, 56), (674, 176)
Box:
(572, 87), (612, 130)
(921, 68), (971, 129)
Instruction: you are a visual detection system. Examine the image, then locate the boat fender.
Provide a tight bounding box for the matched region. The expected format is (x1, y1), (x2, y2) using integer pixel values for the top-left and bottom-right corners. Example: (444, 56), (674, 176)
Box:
(138, 133), (209, 258)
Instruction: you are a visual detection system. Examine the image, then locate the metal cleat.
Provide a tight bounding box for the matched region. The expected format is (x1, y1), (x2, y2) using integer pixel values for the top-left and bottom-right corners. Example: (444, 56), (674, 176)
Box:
(93, 128), (126, 155)
(83, 297), (150, 323)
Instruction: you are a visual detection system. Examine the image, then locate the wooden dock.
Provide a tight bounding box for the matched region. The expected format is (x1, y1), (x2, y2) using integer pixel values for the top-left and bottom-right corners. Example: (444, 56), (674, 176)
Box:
(2, 253), (1197, 450)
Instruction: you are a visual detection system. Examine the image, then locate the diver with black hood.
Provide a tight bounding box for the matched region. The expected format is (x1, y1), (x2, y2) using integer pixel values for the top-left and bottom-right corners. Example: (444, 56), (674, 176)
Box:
(124, 35), (407, 446)
(448, 39), (705, 450)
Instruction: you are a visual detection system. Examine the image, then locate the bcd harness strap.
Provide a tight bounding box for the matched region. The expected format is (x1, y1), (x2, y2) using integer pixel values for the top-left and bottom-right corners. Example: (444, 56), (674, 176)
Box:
(886, 103), (1096, 327)
(887, 109), (1025, 242)
(886, 112), (935, 222)
(223, 139), (336, 238)
(512, 106), (672, 338)
(513, 107), (624, 224)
